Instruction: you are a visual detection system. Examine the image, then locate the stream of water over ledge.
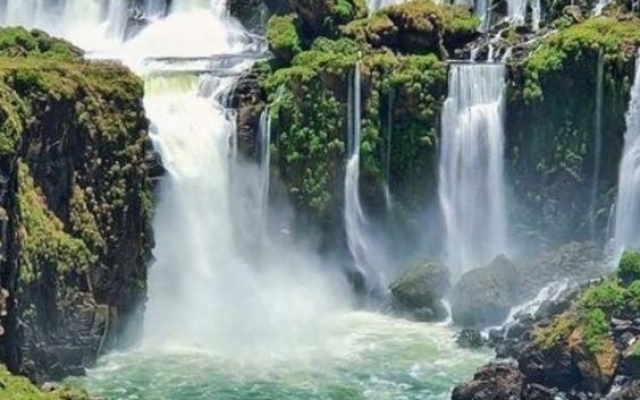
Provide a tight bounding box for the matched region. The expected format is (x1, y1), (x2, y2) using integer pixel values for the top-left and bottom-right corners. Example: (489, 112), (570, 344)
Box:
(69, 312), (489, 400)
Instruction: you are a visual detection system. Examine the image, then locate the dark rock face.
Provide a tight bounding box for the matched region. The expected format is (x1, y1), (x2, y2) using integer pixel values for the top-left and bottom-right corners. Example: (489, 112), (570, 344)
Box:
(451, 255), (520, 328)
(0, 29), (154, 383)
(389, 261), (450, 322)
(519, 242), (605, 301)
(452, 363), (524, 400)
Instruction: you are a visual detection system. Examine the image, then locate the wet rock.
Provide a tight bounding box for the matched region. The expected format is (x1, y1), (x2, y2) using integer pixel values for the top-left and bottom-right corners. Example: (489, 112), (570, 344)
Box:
(523, 383), (557, 400)
(452, 362), (524, 400)
(451, 255), (520, 328)
(456, 329), (488, 349)
(390, 260), (450, 322)
(620, 341), (640, 378)
(520, 242), (604, 302)
(563, 5), (584, 24)
(607, 381), (640, 400)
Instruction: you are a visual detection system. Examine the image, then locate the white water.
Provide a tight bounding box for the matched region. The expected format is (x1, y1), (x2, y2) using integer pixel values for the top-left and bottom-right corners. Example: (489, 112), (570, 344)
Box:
(1, 0), (129, 50)
(368, 0), (405, 12)
(257, 108), (272, 245)
(614, 52), (640, 254)
(439, 63), (508, 277)
(2, 1), (494, 398)
(590, 49), (605, 240)
(345, 62), (383, 292)
(507, 0), (541, 31)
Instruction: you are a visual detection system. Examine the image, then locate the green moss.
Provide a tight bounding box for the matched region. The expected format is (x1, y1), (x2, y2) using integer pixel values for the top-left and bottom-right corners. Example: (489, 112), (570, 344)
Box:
(267, 14), (303, 64)
(0, 27), (82, 59)
(523, 17), (640, 102)
(0, 365), (90, 400)
(342, 0), (479, 55)
(583, 308), (609, 351)
(618, 251), (640, 285)
(17, 162), (96, 283)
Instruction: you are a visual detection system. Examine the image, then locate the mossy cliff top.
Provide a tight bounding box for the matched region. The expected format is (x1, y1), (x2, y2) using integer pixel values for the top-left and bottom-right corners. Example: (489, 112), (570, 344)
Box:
(342, 0), (480, 56)
(517, 17), (640, 102)
(0, 27), (153, 382)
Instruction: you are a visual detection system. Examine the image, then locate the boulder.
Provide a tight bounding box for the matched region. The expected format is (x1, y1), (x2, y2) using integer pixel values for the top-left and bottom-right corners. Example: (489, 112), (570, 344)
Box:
(389, 260), (450, 322)
(451, 255), (520, 328)
(451, 363), (524, 400)
(456, 329), (488, 349)
(621, 340), (640, 378)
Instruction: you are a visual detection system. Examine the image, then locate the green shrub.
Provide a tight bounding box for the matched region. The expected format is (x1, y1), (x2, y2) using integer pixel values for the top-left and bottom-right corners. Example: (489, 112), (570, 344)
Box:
(618, 251), (640, 285)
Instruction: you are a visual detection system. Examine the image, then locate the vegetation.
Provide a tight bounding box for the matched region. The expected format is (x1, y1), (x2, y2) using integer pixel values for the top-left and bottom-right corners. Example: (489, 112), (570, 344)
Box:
(342, 0), (479, 55)
(536, 251), (640, 353)
(266, 14), (303, 63)
(521, 17), (640, 102)
(0, 365), (91, 400)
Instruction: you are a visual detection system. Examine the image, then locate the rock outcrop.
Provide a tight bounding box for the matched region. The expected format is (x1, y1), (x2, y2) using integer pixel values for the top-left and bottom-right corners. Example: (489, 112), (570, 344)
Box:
(0, 27), (155, 383)
(451, 255), (520, 328)
(454, 252), (640, 400)
(389, 260), (449, 322)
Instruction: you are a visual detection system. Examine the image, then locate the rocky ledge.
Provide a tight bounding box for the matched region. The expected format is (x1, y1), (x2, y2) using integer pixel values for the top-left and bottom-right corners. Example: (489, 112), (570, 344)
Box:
(453, 251), (640, 400)
(0, 27), (157, 384)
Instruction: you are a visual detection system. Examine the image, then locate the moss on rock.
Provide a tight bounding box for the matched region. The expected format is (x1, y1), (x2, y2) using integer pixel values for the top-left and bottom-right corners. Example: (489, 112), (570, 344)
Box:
(342, 0), (480, 56)
(0, 27), (153, 382)
(267, 14), (303, 64)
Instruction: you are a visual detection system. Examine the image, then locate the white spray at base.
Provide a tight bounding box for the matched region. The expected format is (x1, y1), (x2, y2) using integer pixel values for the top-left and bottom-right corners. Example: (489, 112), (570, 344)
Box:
(439, 63), (508, 277)
(1, 0), (350, 351)
(135, 5), (350, 351)
(614, 52), (640, 256)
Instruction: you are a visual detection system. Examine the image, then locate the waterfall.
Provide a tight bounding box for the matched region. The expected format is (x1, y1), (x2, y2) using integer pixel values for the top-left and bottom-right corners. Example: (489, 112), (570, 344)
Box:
(590, 49), (605, 240)
(384, 91), (394, 211)
(257, 108), (272, 244)
(1, 0), (130, 49)
(439, 63), (508, 277)
(1, 0), (348, 349)
(614, 53), (640, 254)
(345, 62), (381, 293)
(507, 0), (541, 31)
(368, 0), (405, 12)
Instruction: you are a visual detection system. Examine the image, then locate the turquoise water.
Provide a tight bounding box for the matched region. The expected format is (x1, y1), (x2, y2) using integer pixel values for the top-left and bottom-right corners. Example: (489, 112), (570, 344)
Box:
(71, 312), (489, 400)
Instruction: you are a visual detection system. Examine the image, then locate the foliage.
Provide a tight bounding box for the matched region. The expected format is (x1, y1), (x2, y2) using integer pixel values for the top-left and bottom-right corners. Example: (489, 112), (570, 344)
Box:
(617, 251), (640, 284)
(0, 27), (82, 59)
(0, 365), (91, 400)
(522, 17), (640, 102)
(266, 14), (302, 64)
(342, 0), (479, 55)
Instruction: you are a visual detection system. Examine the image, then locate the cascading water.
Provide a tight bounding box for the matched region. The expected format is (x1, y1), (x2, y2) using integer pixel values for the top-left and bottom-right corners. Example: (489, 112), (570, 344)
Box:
(345, 61), (382, 293)
(1, 0), (130, 49)
(2, 0), (492, 398)
(614, 53), (640, 254)
(507, 0), (541, 31)
(439, 63), (508, 277)
(257, 108), (272, 243)
(590, 49), (605, 240)
(368, 0), (405, 12)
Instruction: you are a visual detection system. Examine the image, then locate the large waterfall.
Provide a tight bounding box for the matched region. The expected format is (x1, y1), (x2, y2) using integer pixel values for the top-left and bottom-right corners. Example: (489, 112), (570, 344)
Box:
(614, 54), (640, 253)
(1, 1), (495, 398)
(439, 63), (508, 276)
